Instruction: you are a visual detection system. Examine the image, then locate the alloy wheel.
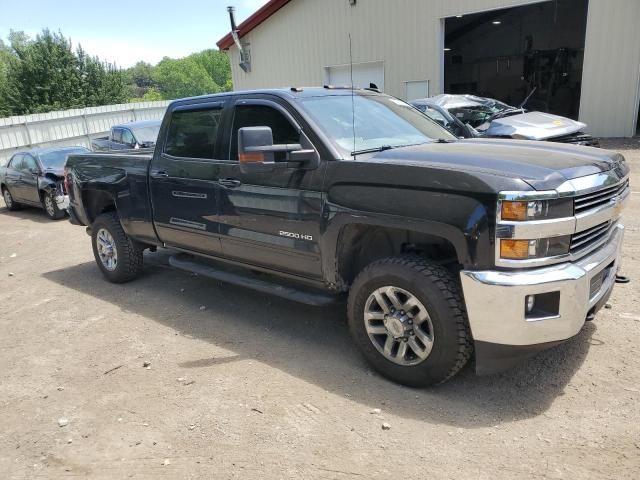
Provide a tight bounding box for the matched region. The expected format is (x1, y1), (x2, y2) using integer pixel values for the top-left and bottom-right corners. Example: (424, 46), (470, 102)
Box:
(363, 286), (435, 366)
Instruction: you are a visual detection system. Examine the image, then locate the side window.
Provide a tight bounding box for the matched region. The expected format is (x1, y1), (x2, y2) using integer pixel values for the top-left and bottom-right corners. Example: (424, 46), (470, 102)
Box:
(121, 129), (135, 146)
(112, 128), (123, 143)
(423, 107), (448, 128)
(22, 155), (38, 172)
(229, 105), (299, 161)
(9, 154), (24, 170)
(164, 107), (223, 159)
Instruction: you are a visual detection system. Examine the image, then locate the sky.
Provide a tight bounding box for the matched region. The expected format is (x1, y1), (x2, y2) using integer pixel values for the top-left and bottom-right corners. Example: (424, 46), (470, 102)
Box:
(0, 0), (269, 67)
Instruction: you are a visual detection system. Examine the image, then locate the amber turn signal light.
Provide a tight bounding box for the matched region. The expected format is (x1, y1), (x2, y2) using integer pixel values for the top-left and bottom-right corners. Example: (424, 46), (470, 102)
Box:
(501, 201), (528, 221)
(239, 152), (264, 163)
(500, 239), (531, 259)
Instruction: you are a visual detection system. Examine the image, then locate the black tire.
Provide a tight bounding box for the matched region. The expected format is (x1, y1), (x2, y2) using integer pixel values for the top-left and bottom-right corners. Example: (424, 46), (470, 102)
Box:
(41, 190), (66, 220)
(2, 186), (20, 211)
(91, 212), (144, 283)
(347, 256), (472, 387)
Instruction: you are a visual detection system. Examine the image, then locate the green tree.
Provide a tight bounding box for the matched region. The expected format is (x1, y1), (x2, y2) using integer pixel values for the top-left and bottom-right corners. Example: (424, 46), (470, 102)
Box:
(0, 39), (13, 116)
(6, 29), (84, 114)
(189, 49), (233, 92)
(152, 56), (219, 99)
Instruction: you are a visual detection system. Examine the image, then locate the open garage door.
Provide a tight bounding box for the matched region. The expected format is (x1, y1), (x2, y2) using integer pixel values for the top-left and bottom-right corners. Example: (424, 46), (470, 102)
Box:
(326, 61), (384, 91)
(444, 0), (588, 120)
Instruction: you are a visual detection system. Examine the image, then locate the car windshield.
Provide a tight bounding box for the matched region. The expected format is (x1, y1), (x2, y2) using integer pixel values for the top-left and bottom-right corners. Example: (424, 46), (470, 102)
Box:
(301, 94), (456, 156)
(38, 148), (89, 169)
(131, 125), (160, 144)
(448, 98), (516, 128)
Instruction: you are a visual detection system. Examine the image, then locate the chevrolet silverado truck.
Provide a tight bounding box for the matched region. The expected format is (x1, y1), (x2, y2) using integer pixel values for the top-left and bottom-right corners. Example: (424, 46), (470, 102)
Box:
(64, 88), (629, 387)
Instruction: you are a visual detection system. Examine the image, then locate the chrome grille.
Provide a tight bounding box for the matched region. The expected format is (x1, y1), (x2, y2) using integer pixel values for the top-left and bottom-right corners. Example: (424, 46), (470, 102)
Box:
(574, 179), (629, 214)
(570, 221), (612, 253)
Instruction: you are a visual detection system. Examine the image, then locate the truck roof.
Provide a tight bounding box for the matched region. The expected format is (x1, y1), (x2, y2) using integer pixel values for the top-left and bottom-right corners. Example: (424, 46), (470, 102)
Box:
(171, 87), (383, 105)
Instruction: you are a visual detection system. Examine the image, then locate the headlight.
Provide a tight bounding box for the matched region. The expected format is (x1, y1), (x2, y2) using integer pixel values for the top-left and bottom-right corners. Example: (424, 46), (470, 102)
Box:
(500, 198), (572, 221)
(500, 236), (571, 260)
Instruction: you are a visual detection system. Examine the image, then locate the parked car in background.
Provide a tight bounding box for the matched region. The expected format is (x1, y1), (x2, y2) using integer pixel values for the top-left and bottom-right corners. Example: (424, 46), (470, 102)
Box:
(91, 120), (161, 151)
(0, 146), (89, 219)
(411, 94), (599, 146)
(64, 87), (627, 387)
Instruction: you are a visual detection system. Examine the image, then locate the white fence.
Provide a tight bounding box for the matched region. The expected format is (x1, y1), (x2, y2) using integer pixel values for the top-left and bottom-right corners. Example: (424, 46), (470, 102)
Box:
(0, 101), (171, 165)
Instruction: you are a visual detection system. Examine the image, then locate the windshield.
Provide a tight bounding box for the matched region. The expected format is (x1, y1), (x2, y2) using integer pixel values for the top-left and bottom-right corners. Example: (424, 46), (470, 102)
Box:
(131, 125), (161, 144)
(448, 98), (515, 128)
(38, 148), (89, 169)
(301, 94), (456, 156)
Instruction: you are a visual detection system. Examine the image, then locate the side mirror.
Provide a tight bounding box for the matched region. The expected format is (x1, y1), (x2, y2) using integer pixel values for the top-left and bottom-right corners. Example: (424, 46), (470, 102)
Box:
(29, 167), (39, 175)
(238, 126), (319, 174)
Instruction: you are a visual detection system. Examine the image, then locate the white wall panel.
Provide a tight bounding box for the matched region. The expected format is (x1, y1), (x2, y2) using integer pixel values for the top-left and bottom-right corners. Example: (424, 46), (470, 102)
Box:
(0, 101), (169, 165)
(226, 0), (640, 137)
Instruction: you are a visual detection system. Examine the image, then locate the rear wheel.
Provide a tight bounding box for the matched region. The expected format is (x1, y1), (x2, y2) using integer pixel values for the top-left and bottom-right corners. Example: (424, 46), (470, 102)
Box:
(2, 187), (20, 211)
(91, 212), (144, 283)
(347, 256), (472, 387)
(42, 190), (65, 220)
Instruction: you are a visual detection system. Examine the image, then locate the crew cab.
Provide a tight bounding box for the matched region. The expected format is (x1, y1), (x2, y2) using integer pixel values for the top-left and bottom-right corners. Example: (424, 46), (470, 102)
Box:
(64, 88), (629, 387)
(91, 120), (161, 151)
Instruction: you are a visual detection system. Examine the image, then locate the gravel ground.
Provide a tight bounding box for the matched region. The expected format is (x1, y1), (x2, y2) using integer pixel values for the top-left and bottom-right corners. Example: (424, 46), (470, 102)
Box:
(1, 138), (639, 479)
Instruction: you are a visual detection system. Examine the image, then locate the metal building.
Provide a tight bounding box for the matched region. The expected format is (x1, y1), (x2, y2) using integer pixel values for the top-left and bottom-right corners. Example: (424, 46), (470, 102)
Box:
(217, 0), (640, 138)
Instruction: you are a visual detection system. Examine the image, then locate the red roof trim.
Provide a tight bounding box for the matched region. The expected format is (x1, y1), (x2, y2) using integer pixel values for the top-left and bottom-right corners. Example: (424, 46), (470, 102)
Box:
(216, 0), (292, 50)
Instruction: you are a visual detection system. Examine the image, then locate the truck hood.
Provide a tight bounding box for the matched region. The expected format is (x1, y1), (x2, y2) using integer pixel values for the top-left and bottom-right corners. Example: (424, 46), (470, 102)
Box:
(369, 139), (625, 191)
(481, 111), (586, 140)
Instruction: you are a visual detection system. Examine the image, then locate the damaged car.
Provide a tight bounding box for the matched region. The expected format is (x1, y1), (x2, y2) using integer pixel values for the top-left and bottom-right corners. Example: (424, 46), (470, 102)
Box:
(411, 94), (599, 146)
(0, 146), (89, 219)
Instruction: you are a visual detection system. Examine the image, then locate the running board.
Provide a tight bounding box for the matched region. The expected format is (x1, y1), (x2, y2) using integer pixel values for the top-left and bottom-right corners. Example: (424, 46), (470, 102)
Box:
(169, 253), (340, 307)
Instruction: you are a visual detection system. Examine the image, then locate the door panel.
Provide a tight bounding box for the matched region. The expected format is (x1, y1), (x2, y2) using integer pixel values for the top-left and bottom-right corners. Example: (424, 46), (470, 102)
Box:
(150, 102), (226, 255)
(21, 155), (41, 204)
(4, 155), (23, 200)
(217, 99), (326, 279)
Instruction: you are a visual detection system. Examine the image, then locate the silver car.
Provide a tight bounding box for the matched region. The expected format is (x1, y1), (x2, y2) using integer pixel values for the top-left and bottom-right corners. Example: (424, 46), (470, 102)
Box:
(412, 94), (599, 147)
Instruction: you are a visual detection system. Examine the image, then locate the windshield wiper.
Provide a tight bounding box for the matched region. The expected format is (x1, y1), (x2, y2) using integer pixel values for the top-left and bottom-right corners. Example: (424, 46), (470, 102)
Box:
(351, 145), (394, 156)
(351, 142), (435, 156)
(488, 107), (525, 122)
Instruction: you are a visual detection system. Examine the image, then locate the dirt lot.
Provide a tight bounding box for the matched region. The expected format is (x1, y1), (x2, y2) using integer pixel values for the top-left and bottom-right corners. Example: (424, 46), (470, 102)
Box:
(1, 138), (639, 479)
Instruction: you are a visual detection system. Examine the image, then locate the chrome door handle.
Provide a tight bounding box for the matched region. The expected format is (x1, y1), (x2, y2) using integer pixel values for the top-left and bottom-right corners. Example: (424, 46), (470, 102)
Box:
(219, 178), (242, 188)
(151, 170), (169, 178)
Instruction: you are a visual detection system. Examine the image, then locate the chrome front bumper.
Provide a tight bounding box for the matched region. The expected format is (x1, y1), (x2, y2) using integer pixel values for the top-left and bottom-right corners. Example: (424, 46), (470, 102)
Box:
(460, 223), (624, 347)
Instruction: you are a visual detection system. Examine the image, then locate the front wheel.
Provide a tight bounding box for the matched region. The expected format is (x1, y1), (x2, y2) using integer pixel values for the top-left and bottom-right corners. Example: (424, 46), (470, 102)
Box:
(42, 190), (66, 220)
(347, 257), (472, 387)
(91, 212), (144, 283)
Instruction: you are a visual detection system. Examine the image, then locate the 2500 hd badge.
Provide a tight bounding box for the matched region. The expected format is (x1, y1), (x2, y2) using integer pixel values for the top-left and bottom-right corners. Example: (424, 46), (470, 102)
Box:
(280, 231), (313, 241)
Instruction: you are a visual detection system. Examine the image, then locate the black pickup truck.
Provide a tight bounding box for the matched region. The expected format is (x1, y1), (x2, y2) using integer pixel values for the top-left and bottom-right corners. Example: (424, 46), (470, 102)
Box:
(64, 88), (629, 387)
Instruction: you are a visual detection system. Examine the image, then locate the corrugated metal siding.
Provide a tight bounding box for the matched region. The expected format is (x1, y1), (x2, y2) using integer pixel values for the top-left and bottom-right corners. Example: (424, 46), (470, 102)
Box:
(579, 0), (640, 137)
(227, 0), (640, 137)
(0, 101), (170, 165)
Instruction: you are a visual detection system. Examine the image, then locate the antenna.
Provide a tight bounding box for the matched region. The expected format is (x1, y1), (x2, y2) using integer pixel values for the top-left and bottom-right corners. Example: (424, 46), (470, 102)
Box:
(349, 33), (356, 158)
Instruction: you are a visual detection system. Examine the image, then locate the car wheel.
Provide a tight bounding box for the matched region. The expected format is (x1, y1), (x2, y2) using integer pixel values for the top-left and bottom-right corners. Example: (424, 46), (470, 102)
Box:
(91, 212), (144, 283)
(2, 187), (20, 211)
(42, 190), (66, 220)
(347, 256), (472, 387)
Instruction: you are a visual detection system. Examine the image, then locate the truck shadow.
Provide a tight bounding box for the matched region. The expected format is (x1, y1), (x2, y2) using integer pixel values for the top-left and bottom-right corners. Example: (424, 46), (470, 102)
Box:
(42, 250), (597, 428)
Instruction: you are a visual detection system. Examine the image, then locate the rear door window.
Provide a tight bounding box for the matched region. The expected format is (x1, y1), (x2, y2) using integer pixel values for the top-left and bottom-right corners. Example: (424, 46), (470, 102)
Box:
(164, 107), (223, 159)
(9, 154), (24, 170)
